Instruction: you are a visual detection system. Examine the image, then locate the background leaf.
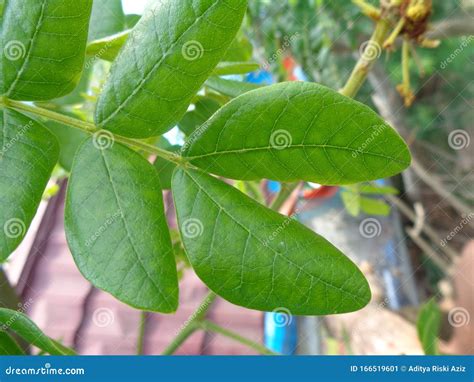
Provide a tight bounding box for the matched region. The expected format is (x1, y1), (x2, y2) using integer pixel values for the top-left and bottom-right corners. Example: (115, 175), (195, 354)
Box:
(0, 109), (59, 261)
(417, 299), (441, 355)
(172, 168), (371, 315)
(178, 97), (221, 136)
(0, 308), (75, 355)
(183, 82), (411, 184)
(95, 0), (248, 138)
(1, 0), (93, 100)
(205, 76), (261, 98)
(87, 0), (125, 42)
(65, 138), (178, 312)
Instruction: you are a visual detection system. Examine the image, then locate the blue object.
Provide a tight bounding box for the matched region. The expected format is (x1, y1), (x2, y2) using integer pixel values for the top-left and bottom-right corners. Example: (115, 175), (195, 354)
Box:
(264, 312), (298, 354)
(246, 70), (273, 85)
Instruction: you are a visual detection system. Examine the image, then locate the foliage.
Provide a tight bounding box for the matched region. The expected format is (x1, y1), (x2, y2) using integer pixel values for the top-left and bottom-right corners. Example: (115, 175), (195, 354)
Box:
(0, 0), (416, 353)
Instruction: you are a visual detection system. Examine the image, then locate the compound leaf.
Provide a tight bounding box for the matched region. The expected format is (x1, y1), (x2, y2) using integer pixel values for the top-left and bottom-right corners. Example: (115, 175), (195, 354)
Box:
(0, 109), (59, 261)
(65, 138), (178, 312)
(183, 82), (411, 184)
(172, 168), (371, 315)
(1, 0), (93, 100)
(95, 0), (248, 138)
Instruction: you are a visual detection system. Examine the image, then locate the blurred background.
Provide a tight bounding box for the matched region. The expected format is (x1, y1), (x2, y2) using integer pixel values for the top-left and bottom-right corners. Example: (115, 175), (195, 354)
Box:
(1, 0), (473, 355)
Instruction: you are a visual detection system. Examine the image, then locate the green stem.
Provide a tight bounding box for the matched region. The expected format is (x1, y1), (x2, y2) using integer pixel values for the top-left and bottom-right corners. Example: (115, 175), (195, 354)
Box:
(199, 320), (278, 355)
(340, 18), (391, 98)
(270, 182), (299, 211)
(2, 99), (185, 166)
(161, 291), (217, 355)
(136, 311), (147, 355)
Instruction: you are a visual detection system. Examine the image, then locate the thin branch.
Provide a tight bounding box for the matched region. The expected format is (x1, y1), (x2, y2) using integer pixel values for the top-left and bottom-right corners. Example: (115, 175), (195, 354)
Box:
(199, 320), (278, 355)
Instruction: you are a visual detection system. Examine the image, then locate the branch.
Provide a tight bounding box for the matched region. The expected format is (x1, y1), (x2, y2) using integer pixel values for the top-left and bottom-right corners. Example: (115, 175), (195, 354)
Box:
(199, 320), (278, 355)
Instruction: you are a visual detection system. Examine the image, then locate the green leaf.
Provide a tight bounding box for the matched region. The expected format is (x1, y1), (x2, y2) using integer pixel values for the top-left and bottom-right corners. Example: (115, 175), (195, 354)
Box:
(172, 168), (371, 315)
(1, 0), (93, 100)
(45, 121), (88, 172)
(178, 97), (221, 136)
(417, 299), (441, 355)
(0, 109), (59, 261)
(359, 184), (399, 195)
(0, 331), (24, 355)
(0, 308), (75, 355)
(65, 138), (178, 312)
(341, 191), (361, 217)
(95, 0), (248, 138)
(205, 76), (261, 98)
(213, 61), (260, 76)
(183, 82), (411, 184)
(88, 0), (125, 42)
(360, 197), (391, 216)
(86, 30), (129, 62)
(223, 35), (253, 62)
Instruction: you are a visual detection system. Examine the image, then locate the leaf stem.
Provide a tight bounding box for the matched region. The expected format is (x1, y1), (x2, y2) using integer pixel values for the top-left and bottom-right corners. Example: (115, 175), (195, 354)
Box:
(198, 320), (278, 355)
(136, 311), (147, 355)
(340, 18), (391, 98)
(161, 291), (217, 355)
(2, 99), (186, 166)
(270, 182), (299, 211)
